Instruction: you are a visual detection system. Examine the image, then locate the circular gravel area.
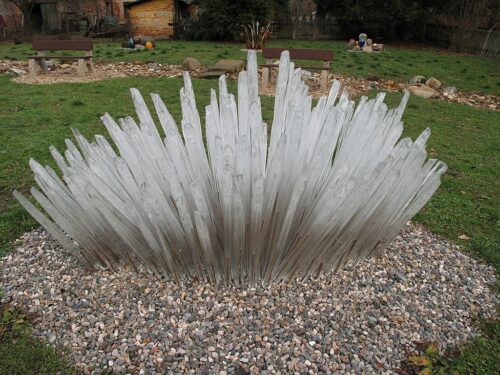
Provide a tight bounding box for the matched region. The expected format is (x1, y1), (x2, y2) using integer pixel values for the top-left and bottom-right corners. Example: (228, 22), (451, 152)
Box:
(1, 223), (497, 374)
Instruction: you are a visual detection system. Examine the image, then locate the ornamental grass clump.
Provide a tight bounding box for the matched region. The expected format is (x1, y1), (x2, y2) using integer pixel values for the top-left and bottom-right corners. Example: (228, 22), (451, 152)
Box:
(14, 51), (446, 286)
(242, 21), (271, 50)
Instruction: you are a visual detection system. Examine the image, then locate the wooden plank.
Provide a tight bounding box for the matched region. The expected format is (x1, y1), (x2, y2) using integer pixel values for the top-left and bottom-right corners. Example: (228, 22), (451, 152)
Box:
(262, 48), (333, 61)
(28, 55), (92, 59)
(32, 40), (93, 51)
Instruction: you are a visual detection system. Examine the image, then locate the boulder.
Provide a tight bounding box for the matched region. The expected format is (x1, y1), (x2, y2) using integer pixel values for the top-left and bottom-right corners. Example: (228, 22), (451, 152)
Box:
(409, 75), (426, 85)
(182, 57), (201, 71)
(408, 85), (436, 99)
(425, 77), (441, 89)
(208, 59), (245, 73)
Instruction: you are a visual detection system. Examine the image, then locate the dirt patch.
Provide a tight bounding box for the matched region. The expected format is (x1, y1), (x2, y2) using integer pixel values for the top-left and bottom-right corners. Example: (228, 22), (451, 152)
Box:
(261, 71), (499, 111)
(5, 61), (191, 85)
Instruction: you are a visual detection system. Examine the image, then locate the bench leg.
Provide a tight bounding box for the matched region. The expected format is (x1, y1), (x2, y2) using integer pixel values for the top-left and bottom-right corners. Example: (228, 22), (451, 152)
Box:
(320, 69), (328, 92)
(77, 58), (89, 77)
(28, 59), (42, 76)
(262, 67), (269, 88)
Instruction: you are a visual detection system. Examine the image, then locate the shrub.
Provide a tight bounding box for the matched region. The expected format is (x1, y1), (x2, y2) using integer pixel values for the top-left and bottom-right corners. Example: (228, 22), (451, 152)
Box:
(189, 0), (272, 40)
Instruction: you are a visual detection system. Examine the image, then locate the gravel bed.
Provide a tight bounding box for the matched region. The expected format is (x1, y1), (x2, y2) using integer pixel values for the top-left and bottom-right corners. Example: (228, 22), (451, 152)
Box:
(0, 223), (497, 374)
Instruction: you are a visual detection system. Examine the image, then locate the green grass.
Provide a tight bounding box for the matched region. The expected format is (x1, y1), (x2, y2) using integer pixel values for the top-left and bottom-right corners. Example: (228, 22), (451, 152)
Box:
(1, 76), (497, 271)
(403, 320), (500, 374)
(432, 320), (500, 374)
(383, 92), (500, 271)
(1, 39), (499, 94)
(0, 303), (72, 374)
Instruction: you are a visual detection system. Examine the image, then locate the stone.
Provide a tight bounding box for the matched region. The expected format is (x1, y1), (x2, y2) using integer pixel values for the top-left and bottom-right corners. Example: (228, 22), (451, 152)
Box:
(444, 86), (457, 96)
(409, 76), (426, 85)
(147, 63), (160, 71)
(408, 85), (436, 99)
(208, 59), (245, 73)
(133, 61), (145, 66)
(44, 60), (56, 71)
(8, 67), (26, 76)
(372, 43), (384, 52)
(182, 57), (202, 71)
(134, 45), (146, 51)
(366, 38), (373, 46)
(136, 35), (156, 46)
(363, 45), (373, 52)
(199, 70), (226, 79)
(425, 77), (441, 89)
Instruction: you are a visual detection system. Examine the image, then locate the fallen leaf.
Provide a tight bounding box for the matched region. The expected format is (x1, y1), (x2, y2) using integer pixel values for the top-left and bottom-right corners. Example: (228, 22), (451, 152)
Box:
(458, 234), (470, 240)
(418, 368), (432, 375)
(425, 343), (439, 356)
(409, 355), (431, 366)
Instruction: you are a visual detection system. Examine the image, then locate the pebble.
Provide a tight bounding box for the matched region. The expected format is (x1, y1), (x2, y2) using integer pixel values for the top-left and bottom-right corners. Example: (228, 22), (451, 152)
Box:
(0, 223), (497, 373)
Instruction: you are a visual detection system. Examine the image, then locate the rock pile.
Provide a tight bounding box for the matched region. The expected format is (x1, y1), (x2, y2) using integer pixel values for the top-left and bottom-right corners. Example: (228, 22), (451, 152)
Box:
(407, 76), (442, 98)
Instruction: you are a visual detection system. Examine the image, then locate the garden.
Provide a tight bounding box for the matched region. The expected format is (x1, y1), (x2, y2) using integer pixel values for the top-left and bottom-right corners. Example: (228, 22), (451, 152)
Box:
(0, 38), (499, 374)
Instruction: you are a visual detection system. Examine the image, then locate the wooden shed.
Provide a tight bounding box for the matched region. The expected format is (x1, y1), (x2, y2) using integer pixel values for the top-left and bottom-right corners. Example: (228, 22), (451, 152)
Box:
(124, 0), (175, 38)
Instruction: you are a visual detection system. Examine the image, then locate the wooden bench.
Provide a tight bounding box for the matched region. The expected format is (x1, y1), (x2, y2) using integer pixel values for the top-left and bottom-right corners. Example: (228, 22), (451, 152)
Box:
(28, 40), (94, 77)
(260, 47), (333, 91)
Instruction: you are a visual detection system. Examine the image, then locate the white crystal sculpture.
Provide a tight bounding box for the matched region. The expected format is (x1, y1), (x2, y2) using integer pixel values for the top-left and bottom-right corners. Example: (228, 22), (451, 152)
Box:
(14, 51), (447, 285)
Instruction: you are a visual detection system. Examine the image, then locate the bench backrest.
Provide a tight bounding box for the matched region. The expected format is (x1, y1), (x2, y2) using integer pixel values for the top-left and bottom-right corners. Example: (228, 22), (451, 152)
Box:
(262, 48), (333, 61)
(32, 40), (93, 51)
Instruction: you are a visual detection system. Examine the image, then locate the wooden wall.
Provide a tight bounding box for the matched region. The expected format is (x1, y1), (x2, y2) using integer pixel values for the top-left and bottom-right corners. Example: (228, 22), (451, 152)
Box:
(128, 0), (174, 38)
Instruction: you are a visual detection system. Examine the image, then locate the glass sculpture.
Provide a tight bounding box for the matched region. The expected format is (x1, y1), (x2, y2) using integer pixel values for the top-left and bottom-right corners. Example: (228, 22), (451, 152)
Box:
(14, 51), (447, 285)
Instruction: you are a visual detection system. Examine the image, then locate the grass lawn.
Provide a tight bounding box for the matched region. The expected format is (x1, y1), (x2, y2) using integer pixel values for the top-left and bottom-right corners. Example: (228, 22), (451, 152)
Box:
(1, 39), (499, 95)
(1, 75), (498, 269)
(0, 303), (72, 375)
(0, 46), (498, 372)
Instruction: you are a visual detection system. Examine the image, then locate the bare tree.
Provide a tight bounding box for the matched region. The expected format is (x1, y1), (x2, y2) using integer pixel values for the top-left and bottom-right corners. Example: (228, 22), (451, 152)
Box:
(290, 0), (301, 40)
(6, 0), (37, 31)
(448, 0), (490, 52)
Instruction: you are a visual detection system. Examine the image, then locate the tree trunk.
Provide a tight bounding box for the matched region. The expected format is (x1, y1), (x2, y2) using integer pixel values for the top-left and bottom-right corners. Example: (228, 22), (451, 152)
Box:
(386, 21), (396, 41)
(417, 16), (427, 42)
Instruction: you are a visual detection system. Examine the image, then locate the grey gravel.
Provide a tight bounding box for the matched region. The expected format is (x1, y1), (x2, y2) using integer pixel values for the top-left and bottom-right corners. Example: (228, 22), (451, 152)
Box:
(0, 222), (497, 374)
